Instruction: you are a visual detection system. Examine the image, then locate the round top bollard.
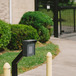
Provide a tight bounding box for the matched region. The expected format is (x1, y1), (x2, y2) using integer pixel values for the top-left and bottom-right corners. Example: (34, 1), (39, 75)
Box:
(3, 62), (11, 69)
(46, 52), (52, 57)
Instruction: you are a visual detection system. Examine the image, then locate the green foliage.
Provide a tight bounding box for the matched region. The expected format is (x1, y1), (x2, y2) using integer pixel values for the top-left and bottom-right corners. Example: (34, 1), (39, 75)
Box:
(38, 26), (50, 43)
(0, 42), (59, 74)
(48, 27), (53, 36)
(19, 11), (53, 29)
(0, 20), (11, 49)
(19, 11), (52, 42)
(7, 24), (39, 50)
(39, 0), (74, 11)
(58, 0), (74, 6)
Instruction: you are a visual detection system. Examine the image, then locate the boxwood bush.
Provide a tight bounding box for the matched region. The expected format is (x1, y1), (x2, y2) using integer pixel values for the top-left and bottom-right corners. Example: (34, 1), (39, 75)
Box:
(19, 11), (53, 29)
(7, 24), (39, 50)
(19, 11), (52, 42)
(0, 20), (11, 49)
(38, 26), (50, 43)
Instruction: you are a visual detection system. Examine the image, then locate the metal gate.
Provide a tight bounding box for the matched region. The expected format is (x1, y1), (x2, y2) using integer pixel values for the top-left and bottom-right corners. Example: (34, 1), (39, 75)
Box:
(35, 0), (76, 37)
(35, 0), (58, 37)
(59, 6), (76, 35)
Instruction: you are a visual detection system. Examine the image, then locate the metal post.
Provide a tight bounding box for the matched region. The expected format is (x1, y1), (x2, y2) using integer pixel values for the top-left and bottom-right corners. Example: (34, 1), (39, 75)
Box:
(12, 51), (23, 76)
(59, 10), (62, 35)
(54, 0), (59, 37)
(35, 0), (39, 11)
(74, 8), (75, 32)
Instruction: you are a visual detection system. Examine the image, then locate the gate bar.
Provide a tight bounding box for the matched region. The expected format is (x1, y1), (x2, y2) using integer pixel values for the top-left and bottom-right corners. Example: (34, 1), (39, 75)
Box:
(35, 0), (39, 11)
(74, 8), (75, 32)
(54, 0), (59, 37)
(59, 10), (62, 35)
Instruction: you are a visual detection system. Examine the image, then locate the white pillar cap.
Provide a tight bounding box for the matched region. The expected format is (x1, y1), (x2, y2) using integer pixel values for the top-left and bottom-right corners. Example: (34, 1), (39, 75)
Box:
(47, 52), (52, 57)
(3, 62), (11, 69)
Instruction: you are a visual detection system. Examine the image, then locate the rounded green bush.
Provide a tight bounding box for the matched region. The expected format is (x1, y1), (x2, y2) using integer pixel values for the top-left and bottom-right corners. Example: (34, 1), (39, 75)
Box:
(38, 26), (50, 43)
(48, 27), (53, 36)
(0, 20), (11, 49)
(19, 11), (52, 42)
(7, 24), (39, 50)
(19, 11), (53, 29)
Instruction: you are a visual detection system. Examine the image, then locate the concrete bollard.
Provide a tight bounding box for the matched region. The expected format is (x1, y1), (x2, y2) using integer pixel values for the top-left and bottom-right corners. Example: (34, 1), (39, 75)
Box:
(46, 52), (52, 76)
(3, 62), (11, 76)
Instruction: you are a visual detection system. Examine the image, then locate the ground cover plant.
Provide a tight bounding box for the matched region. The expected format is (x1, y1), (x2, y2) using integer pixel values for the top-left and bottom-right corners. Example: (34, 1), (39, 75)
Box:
(0, 41), (60, 75)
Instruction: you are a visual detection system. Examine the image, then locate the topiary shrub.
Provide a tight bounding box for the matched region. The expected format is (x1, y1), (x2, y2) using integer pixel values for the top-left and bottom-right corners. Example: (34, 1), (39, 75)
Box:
(38, 26), (50, 43)
(19, 11), (53, 30)
(19, 11), (52, 42)
(7, 24), (39, 50)
(48, 26), (53, 36)
(0, 20), (11, 49)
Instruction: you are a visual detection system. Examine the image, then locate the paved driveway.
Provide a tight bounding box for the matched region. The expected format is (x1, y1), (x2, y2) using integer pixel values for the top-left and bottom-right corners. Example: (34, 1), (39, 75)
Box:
(51, 37), (76, 76)
(59, 33), (76, 41)
(19, 36), (76, 76)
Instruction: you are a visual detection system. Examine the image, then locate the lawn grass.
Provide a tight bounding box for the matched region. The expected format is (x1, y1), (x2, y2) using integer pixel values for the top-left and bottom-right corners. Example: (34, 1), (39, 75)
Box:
(38, 8), (53, 19)
(0, 41), (59, 75)
(39, 7), (76, 27)
(58, 9), (76, 26)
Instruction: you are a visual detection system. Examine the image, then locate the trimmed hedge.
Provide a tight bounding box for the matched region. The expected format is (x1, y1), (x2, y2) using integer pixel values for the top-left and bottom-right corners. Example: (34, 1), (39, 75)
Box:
(38, 26), (50, 43)
(19, 11), (52, 42)
(19, 11), (53, 29)
(7, 24), (39, 50)
(0, 20), (11, 49)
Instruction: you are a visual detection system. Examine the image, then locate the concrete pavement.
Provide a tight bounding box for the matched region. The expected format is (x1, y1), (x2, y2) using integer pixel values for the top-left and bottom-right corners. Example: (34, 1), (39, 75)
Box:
(51, 37), (76, 76)
(19, 36), (76, 76)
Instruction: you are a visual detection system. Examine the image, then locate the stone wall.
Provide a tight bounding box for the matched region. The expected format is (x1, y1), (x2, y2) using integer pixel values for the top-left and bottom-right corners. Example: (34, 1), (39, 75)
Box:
(0, 0), (10, 23)
(12, 0), (35, 24)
